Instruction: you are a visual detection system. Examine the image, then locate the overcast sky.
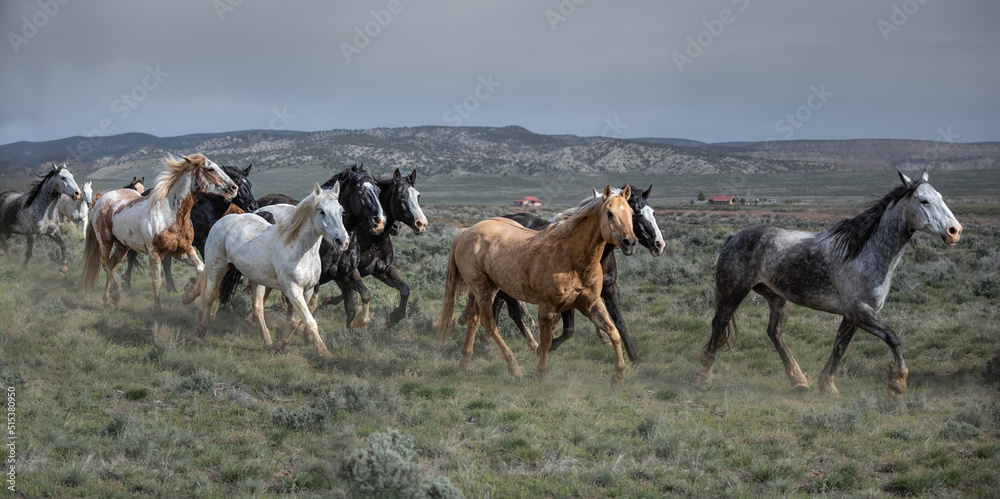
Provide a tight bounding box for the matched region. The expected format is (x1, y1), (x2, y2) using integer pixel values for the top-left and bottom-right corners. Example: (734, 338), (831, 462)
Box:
(1, 1), (997, 145)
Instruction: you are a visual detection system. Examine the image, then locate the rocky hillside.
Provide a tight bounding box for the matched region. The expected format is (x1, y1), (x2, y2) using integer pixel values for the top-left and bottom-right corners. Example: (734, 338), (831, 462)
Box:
(1, 126), (997, 181)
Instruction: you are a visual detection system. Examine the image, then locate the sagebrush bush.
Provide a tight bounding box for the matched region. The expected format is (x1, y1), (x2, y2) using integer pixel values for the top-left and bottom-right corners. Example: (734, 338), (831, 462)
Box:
(339, 429), (464, 498)
(179, 371), (217, 393)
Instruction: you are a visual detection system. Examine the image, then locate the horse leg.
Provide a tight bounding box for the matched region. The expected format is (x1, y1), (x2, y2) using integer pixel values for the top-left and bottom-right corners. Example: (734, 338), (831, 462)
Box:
(460, 297), (480, 371)
(598, 279), (638, 363)
(338, 280), (359, 330)
(43, 231), (68, 276)
(534, 305), (557, 381)
(502, 295), (539, 352)
(196, 264), (224, 338)
(760, 292), (808, 391)
(850, 306), (908, 400)
(818, 318), (857, 396)
(280, 285), (336, 365)
(477, 291), (521, 376)
(247, 285), (274, 350)
(121, 250), (137, 291)
(148, 252), (164, 313)
(697, 281), (750, 384)
(161, 256), (177, 293)
(549, 310), (575, 353)
(579, 300), (627, 386)
(175, 249), (206, 305)
(374, 267), (409, 327)
(347, 272), (372, 330)
(22, 234), (34, 267)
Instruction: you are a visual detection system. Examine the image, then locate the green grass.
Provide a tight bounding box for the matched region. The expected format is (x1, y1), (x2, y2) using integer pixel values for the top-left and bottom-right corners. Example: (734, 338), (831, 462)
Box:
(0, 180), (998, 497)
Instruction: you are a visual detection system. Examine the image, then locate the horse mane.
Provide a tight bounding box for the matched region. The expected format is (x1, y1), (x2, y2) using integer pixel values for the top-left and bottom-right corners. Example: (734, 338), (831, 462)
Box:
(23, 167), (62, 207)
(545, 194), (606, 239)
(826, 179), (924, 261)
(150, 154), (206, 208)
(279, 191), (320, 245)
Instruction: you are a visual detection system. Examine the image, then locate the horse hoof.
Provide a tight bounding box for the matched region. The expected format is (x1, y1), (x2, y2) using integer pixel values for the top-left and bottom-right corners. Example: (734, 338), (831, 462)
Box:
(459, 357), (472, 371)
(695, 367), (714, 383)
(791, 384), (809, 393)
(508, 365), (522, 377)
(320, 356), (338, 366)
(611, 374), (625, 387)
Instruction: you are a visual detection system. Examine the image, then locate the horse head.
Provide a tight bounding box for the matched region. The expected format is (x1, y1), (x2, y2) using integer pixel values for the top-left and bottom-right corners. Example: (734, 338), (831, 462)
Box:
(385, 168), (427, 235)
(222, 164), (258, 212)
(624, 184), (665, 256)
(333, 165), (385, 234)
(186, 155), (238, 200)
(82, 181), (94, 207)
(898, 171), (962, 246)
(312, 182), (350, 251)
(52, 163), (81, 201)
(599, 185), (637, 256)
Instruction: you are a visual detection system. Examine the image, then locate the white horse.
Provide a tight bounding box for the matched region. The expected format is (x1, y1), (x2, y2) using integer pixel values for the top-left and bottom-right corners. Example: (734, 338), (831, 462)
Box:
(197, 183), (351, 365)
(56, 181), (93, 231)
(0, 164), (81, 275)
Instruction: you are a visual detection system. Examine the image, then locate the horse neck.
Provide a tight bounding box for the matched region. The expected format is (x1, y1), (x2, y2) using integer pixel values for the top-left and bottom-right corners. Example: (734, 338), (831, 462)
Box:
(24, 177), (61, 220)
(377, 180), (399, 224)
(550, 210), (607, 272)
(856, 203), (914, 276)
(156, 174), (198, 224)
(285, 216), (325, 258)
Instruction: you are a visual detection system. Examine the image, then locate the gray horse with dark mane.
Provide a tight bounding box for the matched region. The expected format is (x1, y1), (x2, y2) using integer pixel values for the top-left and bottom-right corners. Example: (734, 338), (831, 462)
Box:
(697, 171), (962, 400)
(0, 164), (82, 276)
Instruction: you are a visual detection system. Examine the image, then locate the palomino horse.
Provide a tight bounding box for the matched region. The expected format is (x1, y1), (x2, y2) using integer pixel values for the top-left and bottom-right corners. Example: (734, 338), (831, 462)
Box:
(437, 185), (637, 385)
(197, 183), (350, 365)
(0, 164), (82, 276)
(467, 185), (665, 362)
(56, 181), (94, 231)
(697, 171), (962, 400)
(83, 154), (238, 312)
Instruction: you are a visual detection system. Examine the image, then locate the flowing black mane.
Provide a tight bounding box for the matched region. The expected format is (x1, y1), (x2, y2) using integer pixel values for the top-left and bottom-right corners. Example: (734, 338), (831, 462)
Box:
(23, 167), (62, 207)
(826, 179), (924, 261)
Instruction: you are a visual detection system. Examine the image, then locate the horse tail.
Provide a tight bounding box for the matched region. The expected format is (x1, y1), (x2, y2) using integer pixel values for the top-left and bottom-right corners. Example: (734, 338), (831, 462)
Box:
(436, 238), (465, 342)
(217, 264), (242, 306)
(714, 315), (740, 351)
(81, 220), (101, 291)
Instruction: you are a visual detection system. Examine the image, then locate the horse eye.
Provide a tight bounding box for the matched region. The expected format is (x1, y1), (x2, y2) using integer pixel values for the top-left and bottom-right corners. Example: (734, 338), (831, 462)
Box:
(318, 210), (325, 216)
(920, 200), (930, 205)
(606, 211), (614, 220)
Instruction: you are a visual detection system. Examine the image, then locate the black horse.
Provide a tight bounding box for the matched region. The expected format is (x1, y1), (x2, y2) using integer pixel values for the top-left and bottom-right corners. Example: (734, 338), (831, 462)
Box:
(462, 185), (664, 363)
(225, 165), (387, 329)
(121, 164), (257, 292)
(329, 167), (428, 328)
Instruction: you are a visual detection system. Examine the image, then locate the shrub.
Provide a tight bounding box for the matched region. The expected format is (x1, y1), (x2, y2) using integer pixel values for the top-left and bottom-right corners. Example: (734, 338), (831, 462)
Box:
(985, 354), (1000, 387)
(939, 420), (979, 440)
(179, 371), (216, 393)
(339, 429), (464, 498)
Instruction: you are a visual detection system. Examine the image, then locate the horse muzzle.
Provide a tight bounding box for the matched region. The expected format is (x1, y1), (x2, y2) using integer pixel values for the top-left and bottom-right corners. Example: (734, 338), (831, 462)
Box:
(412, 219), (428, 235)
(649, 240), (666, 257)
(371, 216), (386, 234)
(943, 224), (962, 246)
(619, 236), (637, 256)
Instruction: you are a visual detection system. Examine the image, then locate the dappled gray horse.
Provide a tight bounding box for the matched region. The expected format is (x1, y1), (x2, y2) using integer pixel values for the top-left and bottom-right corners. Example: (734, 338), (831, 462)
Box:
(697, 171), (962, 400)
(0, 164), (82, 276)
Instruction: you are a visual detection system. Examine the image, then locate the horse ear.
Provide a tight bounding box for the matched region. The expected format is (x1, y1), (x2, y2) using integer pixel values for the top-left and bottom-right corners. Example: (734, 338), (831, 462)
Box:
(898, 171), (912, 186)
(393, 168), (402, 180)
(313, 183), (323, 198)
(351, 164), (358, 172)
(182, 155), (191, 163)
(408, 169), (417, 184)
(132, 176), (137, 183)
(243, 164), (252, 176)
(621, 184), (631, 199)
(602, 185), (613, 199)
(330, 181), (341, 197)
(52, 163), (59, 171)
(592, 187), (601, 198)
(140, 177), (144, 183)
(643, 185), (652, 199)
(921, 170), (929, 182)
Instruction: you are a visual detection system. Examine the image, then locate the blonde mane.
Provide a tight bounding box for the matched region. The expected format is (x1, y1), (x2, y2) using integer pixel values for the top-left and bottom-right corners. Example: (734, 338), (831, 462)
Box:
(279, 191), (321, 245)
(544, 194), (607, 239)
(149, 154), (206, 208)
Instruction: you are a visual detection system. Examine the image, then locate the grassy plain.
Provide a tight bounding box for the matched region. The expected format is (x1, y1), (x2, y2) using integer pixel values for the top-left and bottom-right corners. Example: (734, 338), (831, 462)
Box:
(0, 171), (998, 497)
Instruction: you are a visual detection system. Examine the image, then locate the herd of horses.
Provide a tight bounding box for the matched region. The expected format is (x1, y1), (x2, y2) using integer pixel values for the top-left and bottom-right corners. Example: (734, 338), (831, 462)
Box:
(0, 155), (963, 400)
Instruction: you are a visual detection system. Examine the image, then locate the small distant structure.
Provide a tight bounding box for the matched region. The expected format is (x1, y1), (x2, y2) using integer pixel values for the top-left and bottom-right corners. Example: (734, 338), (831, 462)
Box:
(708, 195), (735, 205)
(514, 196), (542, 207)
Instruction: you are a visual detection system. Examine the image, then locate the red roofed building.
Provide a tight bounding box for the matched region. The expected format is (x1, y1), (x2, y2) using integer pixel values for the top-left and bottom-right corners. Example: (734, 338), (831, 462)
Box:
(515, 196), (541, 207)
(708, 195), (735, 205)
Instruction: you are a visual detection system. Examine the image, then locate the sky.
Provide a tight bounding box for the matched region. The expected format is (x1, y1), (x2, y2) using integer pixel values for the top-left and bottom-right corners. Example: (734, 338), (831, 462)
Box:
(1, 1), (998, 146)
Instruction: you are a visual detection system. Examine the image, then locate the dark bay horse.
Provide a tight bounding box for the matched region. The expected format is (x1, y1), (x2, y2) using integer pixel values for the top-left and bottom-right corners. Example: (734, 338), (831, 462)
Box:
(437, 186), (637, 385)
(83, 154), (238, 312)
(697, 171), (962, 400)
(121, 165), (257, 293)
(461, 185), (665, 363)
(0, 164), (82, 275)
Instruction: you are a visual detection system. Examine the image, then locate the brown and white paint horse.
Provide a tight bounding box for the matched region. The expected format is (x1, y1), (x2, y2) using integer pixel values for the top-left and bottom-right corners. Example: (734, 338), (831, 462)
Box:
(82, 154), (237, 312)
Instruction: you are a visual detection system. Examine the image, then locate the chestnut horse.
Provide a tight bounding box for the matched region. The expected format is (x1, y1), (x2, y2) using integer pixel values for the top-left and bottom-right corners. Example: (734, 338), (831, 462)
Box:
(82, 154), (237, 312)
(437, 185), (637, 385)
